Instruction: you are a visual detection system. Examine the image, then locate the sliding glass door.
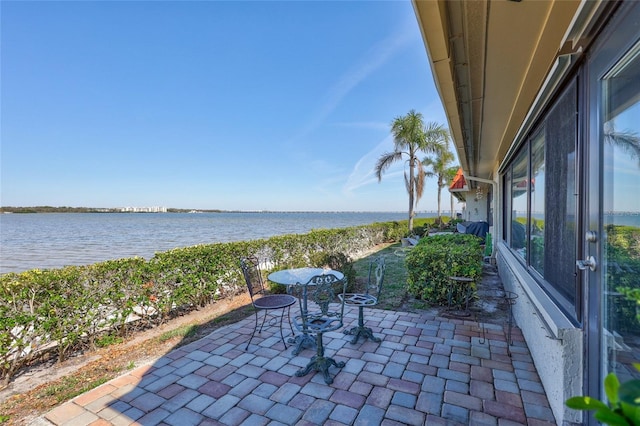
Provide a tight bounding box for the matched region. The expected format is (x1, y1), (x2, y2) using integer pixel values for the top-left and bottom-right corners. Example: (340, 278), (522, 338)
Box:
(586, 1), (640, 408)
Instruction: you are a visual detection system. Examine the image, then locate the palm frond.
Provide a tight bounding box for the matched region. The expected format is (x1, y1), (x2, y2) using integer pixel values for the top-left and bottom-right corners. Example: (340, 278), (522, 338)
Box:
(605, 131), (640, 164)
(422, 121), (450, 153)
(415, 164), (426, 203)
(375, 151), (404, 181)
(443, 166), (459, 184)
(404, 169), (411, 193)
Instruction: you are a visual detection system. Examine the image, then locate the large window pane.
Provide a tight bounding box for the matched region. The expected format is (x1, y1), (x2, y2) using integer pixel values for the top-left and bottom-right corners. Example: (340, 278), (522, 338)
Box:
(530, 131), (545, 274)
(502, 78), (578, 314)
(602, 44), (640, 385)
(504, 172), (512, 244)
(511, 148), (528, 258)
(544, 81), (577, 304)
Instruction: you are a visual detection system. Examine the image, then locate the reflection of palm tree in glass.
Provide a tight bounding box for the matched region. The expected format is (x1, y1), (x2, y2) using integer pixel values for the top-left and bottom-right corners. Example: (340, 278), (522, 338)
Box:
(604, 121), (640, 164)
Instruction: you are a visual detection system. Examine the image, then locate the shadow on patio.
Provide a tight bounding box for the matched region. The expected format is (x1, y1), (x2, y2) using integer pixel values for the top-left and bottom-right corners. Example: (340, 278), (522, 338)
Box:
(38, 256), (557, 426)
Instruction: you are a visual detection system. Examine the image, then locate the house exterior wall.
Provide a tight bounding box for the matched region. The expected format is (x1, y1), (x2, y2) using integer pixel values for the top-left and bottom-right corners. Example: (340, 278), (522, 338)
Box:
(462, 194), (487, 222)
(420, 2), (639, 424)
(497, 247), (583, 424)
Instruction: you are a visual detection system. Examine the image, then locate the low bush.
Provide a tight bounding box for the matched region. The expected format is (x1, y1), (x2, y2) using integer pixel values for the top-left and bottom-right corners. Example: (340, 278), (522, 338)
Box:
(405, 233), (483, 306)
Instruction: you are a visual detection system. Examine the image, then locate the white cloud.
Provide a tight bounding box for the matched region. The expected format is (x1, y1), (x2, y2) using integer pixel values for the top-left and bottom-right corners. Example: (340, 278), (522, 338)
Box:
(330, 121), (390, 131)
(342, 134), (405, 193)
(286, 26), (416, 145)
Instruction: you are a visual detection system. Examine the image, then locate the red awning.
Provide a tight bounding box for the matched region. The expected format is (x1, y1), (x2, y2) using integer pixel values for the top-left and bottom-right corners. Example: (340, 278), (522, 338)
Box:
(449, 168), (467, 191)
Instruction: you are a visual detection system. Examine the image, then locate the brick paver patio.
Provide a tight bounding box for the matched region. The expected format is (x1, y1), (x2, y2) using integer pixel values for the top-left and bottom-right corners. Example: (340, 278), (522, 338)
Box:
(33, 303), (556, 426)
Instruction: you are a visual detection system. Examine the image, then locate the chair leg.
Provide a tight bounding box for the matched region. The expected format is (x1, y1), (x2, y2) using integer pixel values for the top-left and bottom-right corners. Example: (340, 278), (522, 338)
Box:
(295, 333), (345, 385)
(258, 308), (268, 333)
(248, 307), (293, 350)
(286, 305), (294, 337)
(343, 306), (381, 344)
(246, 309), (260, 350)
(277, 307), (288, 349)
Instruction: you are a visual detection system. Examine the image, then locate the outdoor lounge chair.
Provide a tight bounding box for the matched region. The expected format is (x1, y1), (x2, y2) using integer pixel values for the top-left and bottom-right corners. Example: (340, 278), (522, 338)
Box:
(339, 256), (386, 344)
(401, 235), (420, 247)
(240, 257), (296, 350)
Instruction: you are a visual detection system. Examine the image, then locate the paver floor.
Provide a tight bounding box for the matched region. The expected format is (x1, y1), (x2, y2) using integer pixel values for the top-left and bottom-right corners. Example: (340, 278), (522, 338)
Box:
(35, 305), (556, 425)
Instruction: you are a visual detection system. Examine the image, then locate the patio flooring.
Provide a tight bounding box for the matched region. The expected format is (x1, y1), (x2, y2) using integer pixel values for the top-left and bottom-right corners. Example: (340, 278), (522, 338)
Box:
(34, 304), (557, 426)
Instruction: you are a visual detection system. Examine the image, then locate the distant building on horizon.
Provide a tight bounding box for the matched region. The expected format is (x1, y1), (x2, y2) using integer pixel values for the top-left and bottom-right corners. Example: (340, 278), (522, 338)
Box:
(120, 206), (167, 213)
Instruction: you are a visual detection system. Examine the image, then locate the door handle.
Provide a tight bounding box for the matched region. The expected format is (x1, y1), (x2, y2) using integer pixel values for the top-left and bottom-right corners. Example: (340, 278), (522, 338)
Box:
(576, 256), (597, 272)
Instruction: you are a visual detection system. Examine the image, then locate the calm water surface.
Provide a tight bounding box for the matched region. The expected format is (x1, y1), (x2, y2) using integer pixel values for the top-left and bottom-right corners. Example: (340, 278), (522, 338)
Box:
(4, 211), (637, 274)
(0, 212), (423, 274)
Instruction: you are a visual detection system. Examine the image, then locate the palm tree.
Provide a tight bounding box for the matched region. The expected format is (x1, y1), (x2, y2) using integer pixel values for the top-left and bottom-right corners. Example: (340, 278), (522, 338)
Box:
(422, 142), (457, 224)
(443, 166), (460, 220)
(375, 110), (449, 232)
(604, 121), (640, 165)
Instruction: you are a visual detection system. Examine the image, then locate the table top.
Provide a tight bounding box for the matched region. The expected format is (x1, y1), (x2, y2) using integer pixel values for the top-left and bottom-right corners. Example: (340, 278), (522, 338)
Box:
(267, 267), (344, 285)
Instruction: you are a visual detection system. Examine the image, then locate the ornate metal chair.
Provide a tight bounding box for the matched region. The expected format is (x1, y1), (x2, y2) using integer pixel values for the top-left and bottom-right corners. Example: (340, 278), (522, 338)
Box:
(339, 256), (386, 344)
(240, 257), (296, 351)
(291, 273), (347, 384)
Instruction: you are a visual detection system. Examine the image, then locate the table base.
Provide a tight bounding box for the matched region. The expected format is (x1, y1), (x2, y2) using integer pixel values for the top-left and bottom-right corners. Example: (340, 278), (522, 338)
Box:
(295, 355), (346, 385)
(288, 333), (316, 355)
(343, 325), (381, 344)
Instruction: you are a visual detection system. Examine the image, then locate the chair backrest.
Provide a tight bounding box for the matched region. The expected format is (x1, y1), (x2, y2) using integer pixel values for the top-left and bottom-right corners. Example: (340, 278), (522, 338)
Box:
(293, 273), (346, 333)
(365, 256), (386, 297)
(240, 256), (266, 300)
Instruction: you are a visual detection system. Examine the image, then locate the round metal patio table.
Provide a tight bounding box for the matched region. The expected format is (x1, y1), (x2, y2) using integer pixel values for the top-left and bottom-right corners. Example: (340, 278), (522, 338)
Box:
(268, 267), (344, 355)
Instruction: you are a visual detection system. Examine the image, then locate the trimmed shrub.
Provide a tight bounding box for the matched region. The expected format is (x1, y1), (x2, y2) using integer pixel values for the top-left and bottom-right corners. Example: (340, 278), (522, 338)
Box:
(405, 233), (483, 306)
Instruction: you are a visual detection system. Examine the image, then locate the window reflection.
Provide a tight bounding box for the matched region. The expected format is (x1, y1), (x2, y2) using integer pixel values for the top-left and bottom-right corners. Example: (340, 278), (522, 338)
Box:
(530, 131), (545, 274)
(602, 44), (640, 383)
(510, 148), (528, 258)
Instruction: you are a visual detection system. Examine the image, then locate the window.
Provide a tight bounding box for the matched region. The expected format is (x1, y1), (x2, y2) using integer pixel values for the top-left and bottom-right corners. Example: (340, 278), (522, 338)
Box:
(503, 170), (512, 244)
(502, 78), (578, 313)
(544, 81), (578, 304)
(510, 148), (528, 258)
(601, 41), (640, 386)
(530, 131), (545, 274)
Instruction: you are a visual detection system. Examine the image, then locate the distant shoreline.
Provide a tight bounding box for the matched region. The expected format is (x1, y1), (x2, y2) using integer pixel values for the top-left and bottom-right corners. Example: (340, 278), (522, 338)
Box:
(2, 206), (639, 215)
(0, 207), (419, 214)
(0, 207), (226, 214)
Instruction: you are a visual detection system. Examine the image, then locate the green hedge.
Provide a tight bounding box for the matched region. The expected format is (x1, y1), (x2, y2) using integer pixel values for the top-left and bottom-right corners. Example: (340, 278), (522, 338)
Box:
(606, 225), (640, 332)
(405, 233), (483, 306)
(0, 220), (406, 384)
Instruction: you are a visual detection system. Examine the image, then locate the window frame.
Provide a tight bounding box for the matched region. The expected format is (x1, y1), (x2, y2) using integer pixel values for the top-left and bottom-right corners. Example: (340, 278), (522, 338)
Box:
(500, 74), (581, 321)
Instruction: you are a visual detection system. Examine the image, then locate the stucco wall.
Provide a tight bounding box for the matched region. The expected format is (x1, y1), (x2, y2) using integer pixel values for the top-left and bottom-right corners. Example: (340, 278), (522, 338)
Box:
(462, 195), (488, 222)
(496, 246), (583, 425)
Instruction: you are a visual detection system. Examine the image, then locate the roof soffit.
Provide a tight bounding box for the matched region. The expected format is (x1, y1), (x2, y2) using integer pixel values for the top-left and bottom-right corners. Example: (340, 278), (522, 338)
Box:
(414, 0), (581, 181)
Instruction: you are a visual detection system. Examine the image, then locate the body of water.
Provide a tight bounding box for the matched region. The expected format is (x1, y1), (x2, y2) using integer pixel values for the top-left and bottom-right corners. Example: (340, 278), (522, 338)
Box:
(3, 211), (638, 274)
(0, 211), (433, 274)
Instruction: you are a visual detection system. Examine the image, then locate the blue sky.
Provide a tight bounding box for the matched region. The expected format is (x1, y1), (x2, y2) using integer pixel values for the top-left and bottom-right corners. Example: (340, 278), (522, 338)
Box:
(1, 0), (453, 212)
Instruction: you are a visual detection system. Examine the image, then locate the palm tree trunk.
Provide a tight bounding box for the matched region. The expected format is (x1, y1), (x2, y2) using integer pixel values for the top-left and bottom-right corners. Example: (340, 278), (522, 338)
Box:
(408, 158), (415, 232)
(437, 185), (442, 223)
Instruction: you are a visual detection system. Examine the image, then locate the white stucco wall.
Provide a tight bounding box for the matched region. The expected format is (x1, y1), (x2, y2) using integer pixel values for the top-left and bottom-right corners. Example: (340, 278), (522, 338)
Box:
(462, 192), (488, 222)
(496, 246), (583, 425)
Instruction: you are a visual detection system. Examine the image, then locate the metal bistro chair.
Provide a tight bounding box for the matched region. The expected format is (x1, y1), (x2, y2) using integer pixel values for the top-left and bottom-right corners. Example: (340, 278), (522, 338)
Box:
(291, 273), (347, 384)
(339, 256), (386, 344)
(240, 257), (296, 351)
